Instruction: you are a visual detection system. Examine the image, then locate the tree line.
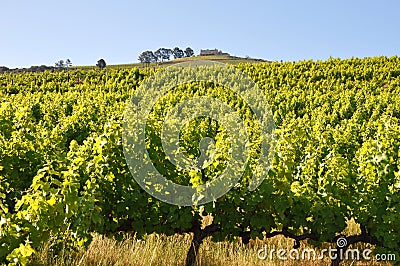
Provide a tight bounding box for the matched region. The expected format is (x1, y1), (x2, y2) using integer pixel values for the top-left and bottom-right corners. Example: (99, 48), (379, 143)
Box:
(55, 59), (72, 68)
(138, 47), (194, 65)
(52, 47), (196, 70)
(54, 58), (107, 70)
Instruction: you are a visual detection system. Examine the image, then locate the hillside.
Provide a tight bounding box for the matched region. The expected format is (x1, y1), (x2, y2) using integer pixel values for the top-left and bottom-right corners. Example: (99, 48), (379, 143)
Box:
(77, 55), (269, 70)
(0, 55), (269, 73)
(1, 56), (399, 265)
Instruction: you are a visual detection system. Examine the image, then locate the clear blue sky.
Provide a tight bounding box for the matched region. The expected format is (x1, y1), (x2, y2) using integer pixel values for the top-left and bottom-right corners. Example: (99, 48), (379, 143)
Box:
(1, 0), (399, 68)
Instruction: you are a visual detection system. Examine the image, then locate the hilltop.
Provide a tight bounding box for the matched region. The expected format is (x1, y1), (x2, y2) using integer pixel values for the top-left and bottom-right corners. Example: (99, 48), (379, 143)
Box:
(78, 55), (269, 70)
(0, 55), (269, 74)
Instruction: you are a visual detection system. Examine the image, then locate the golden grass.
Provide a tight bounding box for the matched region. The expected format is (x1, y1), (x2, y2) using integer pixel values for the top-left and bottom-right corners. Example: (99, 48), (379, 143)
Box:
(30, 220), (393, 266)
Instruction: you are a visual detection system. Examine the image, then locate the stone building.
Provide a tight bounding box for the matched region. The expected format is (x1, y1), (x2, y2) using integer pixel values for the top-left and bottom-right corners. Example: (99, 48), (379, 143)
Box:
(200, 49), (229, 56)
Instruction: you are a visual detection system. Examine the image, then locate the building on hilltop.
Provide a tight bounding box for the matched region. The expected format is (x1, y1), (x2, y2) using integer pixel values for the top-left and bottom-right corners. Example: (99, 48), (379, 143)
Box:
(200, 49), (230, 56)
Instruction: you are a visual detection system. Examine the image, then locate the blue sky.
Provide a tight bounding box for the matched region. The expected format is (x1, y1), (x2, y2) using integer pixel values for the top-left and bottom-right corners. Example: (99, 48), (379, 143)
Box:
(1, 0), (399, 68)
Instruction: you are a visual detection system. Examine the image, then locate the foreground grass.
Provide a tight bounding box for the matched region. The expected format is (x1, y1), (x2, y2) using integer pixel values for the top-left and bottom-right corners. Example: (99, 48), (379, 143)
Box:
(31, 227), (392, 266)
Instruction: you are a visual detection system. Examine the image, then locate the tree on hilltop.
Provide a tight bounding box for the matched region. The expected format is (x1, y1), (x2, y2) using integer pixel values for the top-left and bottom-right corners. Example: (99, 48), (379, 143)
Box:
(139, 46), (193, 64)
(55, 60), (65, 68)
(66, 59), (72, 67)
(155, 48), (173, 62)
(184, 47), (194, 57)
(154, 49), (162, 62)
(163, 48), (173, 61)
(138, 51), (156, 66)
(173, 47), (185, 59)
(96, 59), (106, 70)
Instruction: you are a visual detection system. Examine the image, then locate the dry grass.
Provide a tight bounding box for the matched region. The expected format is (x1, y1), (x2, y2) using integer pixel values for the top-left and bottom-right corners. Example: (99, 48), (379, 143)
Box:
(30, 221), (393, 266)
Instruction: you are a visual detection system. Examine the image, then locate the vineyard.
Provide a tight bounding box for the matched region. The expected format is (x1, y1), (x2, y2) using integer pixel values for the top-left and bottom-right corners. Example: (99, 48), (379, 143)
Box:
(0, 56), (400, 265)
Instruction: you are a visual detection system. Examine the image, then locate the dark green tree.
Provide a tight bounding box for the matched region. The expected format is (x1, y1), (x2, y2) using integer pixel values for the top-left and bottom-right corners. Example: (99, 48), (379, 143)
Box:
(138, 51), (156, 66)
(173, 47), (185, 59)
(96, 59), (106, 70)
(154, 49), (162, 62)
(184, 47), (194, 57)
(55, 60), (65, 68)
(65, 59), (72, 67)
